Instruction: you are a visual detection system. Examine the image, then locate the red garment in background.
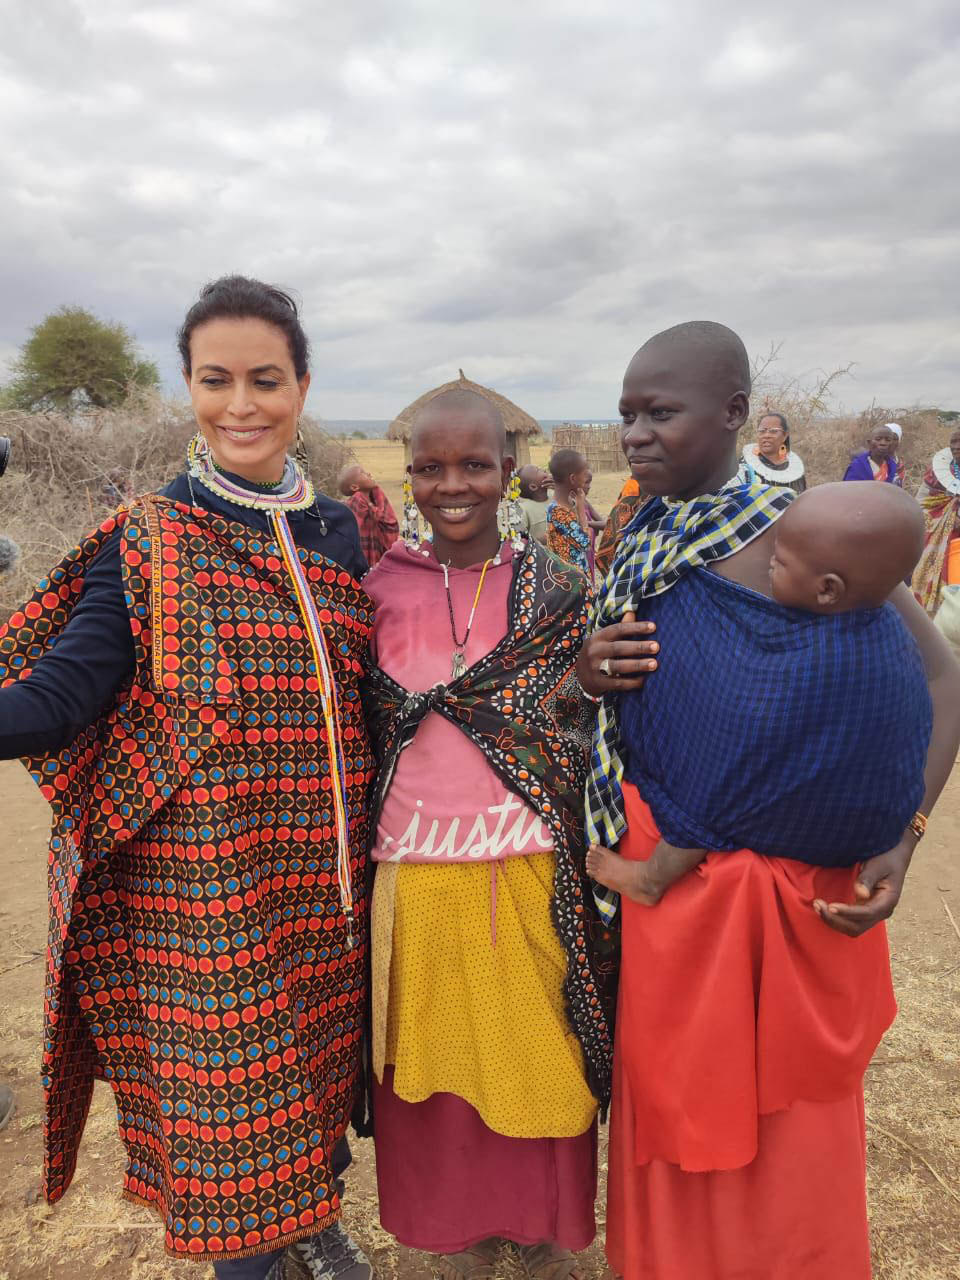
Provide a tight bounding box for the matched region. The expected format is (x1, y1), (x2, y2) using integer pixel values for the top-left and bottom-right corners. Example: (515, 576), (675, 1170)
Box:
(605, 782), (895, 1279)
(347, 486), (399, 566)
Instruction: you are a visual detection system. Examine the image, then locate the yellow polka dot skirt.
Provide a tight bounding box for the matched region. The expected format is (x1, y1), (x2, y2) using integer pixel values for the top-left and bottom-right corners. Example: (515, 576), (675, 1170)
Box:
(373, 853), (597, 1140)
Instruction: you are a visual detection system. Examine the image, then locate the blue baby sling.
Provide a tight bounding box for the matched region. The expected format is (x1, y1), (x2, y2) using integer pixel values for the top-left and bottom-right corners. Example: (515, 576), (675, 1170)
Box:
(618, 568), (932, 866)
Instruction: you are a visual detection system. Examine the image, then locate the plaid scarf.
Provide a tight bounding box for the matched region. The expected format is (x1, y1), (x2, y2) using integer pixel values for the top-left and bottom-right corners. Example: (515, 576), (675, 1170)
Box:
(585, 477), (793, 921)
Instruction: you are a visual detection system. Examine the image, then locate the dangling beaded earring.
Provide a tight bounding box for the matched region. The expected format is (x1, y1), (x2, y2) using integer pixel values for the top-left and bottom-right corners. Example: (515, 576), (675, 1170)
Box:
(401, 474), (420, 548)
(295, 423), (309, 472)
(498, 471), (525, 552)
(188, 431), (212, 473)
(402, 474), (431, 553)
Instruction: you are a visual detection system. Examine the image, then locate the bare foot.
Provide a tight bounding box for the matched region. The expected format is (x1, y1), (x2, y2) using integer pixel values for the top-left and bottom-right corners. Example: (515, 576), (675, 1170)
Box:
(586, 844), (660, 905)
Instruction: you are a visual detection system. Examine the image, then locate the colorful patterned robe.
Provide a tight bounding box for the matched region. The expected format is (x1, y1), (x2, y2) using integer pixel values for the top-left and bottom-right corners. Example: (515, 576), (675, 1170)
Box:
(0, 496), (374, 1261)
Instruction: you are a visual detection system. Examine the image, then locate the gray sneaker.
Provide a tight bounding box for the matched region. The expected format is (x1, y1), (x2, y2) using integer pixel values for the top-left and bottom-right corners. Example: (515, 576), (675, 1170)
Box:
(0, 1085), (14, 1133)
(286, 1225), (374, 1280)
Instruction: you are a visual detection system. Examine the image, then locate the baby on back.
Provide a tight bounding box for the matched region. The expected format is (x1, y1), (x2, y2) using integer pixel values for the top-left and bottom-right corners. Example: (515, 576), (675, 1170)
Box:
(588, 481), (933, 905)
(769, 481), (924, 615)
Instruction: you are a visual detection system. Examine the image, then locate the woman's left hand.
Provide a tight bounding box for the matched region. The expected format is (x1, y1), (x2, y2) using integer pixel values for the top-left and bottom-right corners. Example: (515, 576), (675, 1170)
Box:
(813, 838), (916, 937)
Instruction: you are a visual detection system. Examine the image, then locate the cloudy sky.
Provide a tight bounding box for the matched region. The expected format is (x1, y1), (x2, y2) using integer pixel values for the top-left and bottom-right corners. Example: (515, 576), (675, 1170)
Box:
(1, 0), (958, 419)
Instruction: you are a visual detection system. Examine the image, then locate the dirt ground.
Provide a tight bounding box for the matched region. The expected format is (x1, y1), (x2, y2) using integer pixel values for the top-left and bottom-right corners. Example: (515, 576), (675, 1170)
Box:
(1, 447), (959, 1278)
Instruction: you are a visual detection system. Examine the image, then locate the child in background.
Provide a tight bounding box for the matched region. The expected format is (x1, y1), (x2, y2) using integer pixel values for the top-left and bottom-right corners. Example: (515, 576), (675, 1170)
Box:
(588, 481), (932, 905)
(516, 463), (552, 544)
(339, 462), (400, 566)
(546, 449), (592, 575)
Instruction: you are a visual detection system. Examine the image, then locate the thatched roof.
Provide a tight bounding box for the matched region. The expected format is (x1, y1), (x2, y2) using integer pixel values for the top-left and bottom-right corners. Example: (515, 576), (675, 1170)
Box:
(387, 369), (543, 442)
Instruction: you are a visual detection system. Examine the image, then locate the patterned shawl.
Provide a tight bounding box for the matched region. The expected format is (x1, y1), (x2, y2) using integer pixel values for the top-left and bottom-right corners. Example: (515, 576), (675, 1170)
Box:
(912, 460), (960, 615)
(585, 478), (794, 920)
(362, 537), (618, 1107)
(595, 483), (643, 581)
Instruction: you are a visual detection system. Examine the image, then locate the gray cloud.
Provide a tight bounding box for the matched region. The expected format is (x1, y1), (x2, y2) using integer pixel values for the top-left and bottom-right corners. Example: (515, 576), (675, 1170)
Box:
(0, 0), (957, 419)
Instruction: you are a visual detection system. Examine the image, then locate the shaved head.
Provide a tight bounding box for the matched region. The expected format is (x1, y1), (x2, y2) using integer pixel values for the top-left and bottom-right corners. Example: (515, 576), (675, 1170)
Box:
(638, 321), (752, 398)
(773, 482), (925, 611)
(411, 387), (507, 455)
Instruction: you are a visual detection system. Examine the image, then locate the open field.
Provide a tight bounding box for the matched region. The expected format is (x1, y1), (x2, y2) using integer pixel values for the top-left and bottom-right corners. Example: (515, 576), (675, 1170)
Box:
(1, 753), (959, 1278)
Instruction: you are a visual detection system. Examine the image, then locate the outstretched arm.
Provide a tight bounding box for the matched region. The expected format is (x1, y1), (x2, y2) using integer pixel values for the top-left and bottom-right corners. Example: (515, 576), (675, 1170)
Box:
(0, 534), (134, 757)
(817, 583), (960, 936)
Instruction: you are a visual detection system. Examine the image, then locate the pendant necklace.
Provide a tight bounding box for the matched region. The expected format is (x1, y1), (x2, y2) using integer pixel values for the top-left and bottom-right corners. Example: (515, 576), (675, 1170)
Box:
(442, 557), (494, 680)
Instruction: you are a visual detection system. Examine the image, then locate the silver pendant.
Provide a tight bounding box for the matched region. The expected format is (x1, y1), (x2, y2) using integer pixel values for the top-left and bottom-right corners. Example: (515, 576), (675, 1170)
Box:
(451, 649), (466, 680)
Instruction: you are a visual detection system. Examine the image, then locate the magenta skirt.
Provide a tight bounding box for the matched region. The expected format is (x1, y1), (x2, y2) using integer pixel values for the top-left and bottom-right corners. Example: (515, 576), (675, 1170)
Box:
(373, 1068), (597, 1254)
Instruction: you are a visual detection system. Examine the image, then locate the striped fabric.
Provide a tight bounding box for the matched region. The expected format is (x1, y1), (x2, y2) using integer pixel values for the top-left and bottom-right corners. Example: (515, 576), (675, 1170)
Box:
(585, 477), (794, 921)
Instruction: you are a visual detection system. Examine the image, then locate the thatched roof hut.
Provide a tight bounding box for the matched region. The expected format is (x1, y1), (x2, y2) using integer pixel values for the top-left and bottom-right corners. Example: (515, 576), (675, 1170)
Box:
(387, 369), (543, 465)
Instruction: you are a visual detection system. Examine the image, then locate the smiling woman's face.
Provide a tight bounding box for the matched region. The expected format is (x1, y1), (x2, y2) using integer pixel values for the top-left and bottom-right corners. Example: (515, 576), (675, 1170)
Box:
(409, 403), (512, 568)
(185, 316), (310, 484)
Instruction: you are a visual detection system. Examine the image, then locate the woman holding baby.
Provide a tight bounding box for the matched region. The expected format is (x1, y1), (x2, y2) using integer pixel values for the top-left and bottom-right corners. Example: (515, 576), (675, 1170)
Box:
(579, 321), (960, 1279)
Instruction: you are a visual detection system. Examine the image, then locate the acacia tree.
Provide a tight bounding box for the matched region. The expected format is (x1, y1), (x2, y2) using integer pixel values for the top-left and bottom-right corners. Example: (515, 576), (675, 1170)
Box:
(8, 306), (159, 412)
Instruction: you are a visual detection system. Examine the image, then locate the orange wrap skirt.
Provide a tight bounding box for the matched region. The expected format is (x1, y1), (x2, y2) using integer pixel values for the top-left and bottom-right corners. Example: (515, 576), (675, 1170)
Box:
(606, 783), (897, 1279)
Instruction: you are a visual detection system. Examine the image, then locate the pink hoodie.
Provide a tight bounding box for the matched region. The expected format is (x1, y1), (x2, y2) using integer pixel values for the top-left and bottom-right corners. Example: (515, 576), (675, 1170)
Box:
(364, 540), (552, 864)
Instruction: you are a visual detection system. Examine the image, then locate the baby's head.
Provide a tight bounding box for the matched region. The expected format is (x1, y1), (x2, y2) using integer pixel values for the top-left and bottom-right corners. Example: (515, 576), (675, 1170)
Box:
(769, 482), (924, 613)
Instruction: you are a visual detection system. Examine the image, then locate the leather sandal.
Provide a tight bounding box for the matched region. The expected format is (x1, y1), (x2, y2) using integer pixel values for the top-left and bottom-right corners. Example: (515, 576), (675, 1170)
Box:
(434, 1237), (500, 1279)
(517, 1241), (585, 1280)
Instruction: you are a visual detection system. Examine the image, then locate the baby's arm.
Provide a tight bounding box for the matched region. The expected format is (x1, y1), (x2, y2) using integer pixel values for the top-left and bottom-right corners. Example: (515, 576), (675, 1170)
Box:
(586, 840), (705, 906)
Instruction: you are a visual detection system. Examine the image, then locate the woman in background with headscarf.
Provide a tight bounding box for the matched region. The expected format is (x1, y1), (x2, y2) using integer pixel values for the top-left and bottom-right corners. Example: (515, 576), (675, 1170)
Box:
(844, 423), (905, 485)
(912, 425), (960, 657)
(740, 412), (807, 494)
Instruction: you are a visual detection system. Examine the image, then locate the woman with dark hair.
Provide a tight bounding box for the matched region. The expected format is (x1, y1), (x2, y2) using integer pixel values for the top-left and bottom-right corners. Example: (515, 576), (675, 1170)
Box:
(0, 276), (375, 1280)
(740, 411), (807, 494)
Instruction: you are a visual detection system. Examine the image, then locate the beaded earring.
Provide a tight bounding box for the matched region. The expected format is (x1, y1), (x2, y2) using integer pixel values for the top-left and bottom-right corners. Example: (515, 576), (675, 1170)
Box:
(187, 431), (212, 472)
(402, 474), (431, 552)
(498, 470), (525, 552)
(295, 425), (309, 471)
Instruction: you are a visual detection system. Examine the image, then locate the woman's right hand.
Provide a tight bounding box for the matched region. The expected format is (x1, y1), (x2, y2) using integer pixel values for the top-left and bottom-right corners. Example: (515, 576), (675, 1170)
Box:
(576, 610), (659, 695)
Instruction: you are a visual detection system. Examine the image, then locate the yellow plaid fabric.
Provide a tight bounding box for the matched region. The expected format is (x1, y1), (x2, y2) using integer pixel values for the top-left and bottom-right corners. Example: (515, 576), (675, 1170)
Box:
(585, 478), (794, 921)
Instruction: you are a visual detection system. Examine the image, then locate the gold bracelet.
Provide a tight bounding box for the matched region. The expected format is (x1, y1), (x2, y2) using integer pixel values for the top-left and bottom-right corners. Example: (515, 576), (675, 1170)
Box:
(908, 811), (928, 841)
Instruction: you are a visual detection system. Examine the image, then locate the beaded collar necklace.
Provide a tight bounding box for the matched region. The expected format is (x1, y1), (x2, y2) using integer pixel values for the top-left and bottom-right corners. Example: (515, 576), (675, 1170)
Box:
(931, 447), (960, 497)
(187, 434), (316, 512)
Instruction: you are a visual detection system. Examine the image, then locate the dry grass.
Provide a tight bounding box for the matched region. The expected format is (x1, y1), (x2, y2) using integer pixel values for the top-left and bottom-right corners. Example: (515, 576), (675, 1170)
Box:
(0, 395), (355, 618)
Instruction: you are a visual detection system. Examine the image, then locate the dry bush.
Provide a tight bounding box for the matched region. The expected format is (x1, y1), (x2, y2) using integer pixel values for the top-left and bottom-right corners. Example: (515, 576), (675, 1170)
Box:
(748, 346), (950, 490)
(0, 391), (356, 617)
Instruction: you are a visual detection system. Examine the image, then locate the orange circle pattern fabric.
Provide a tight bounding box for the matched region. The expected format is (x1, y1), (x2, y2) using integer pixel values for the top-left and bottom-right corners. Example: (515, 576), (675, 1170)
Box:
(0, 498), (374, 1261)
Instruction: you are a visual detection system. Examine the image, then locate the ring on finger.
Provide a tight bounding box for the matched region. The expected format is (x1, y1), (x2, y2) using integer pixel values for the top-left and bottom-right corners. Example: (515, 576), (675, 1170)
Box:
(599, 657), (613, 677)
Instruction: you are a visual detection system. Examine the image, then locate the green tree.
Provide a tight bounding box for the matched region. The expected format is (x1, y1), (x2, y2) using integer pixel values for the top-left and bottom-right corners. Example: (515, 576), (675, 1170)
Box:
(8, 306), (159, 412)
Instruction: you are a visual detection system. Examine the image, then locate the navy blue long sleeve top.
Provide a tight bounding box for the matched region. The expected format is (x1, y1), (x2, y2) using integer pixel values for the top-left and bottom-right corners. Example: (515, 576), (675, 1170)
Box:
(0, 472), (367, 758)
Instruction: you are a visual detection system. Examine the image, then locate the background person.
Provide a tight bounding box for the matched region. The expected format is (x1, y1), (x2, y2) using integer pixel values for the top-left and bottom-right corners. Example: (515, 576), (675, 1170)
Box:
(546, 449), (591, 575)
(516, 463), (551, 544)
(844, 423), (905, 485)
(595, 476), (642, 581)
(912, 426), (960, 657)
(0, 277), (375, 1280)
(740, 410), (807, 493)
(338, 461), (400, 566)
